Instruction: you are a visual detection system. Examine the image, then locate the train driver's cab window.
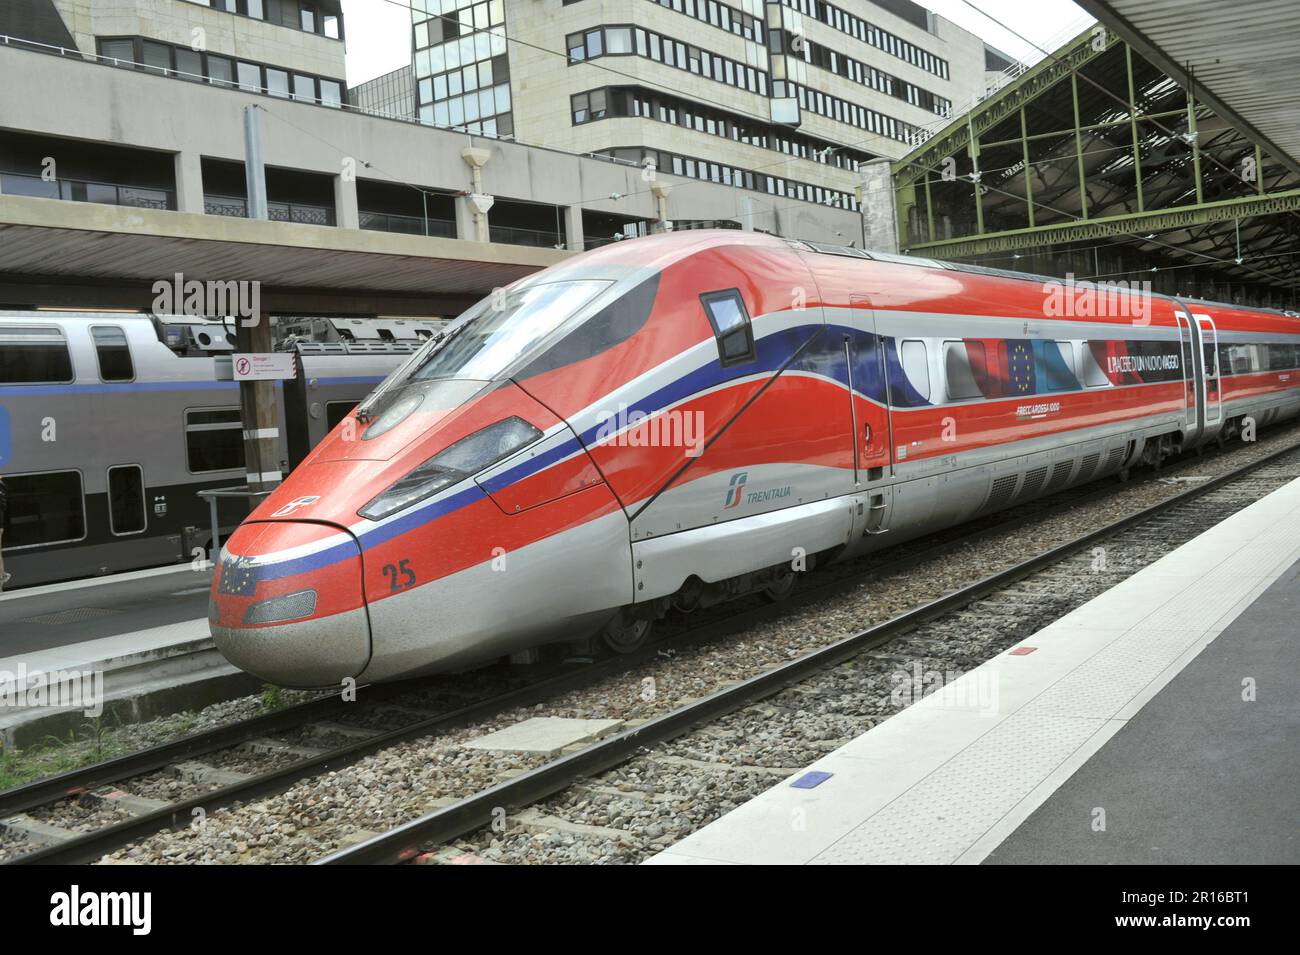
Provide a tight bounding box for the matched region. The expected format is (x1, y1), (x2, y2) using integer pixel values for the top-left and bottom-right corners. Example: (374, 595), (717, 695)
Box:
(185, 408), (246, 473)
(1, 471), (86, 548)
(700, 290), (755, 366)
(107, 464), (147, 535)
(943, 341), (981, 400)
(91, 326), (135, 382)
(900, 340), (930, 400)
(0, 326), (74, 384)
(1080, 342), (1111, 387)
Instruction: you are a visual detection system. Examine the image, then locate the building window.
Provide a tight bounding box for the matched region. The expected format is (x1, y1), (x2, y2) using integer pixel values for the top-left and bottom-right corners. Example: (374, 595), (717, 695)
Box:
(185, 408), (246, 473)
(319, 80), (342, 107)
(266, 68), (290, 98)
(208, 55), (233, 87)
(237, 61), (262, 92)
(0, 326), (74, 384)
(107, 465), (147, 536)
(2, 471), (86, 549)
(142, 40), (171, 76)
(91, 326), (134, 382)
(99, 38), (133, 65)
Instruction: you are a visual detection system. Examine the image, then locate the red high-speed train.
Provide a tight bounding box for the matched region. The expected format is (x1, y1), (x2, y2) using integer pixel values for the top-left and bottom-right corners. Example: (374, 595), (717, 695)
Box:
(208, 230), (1300, 686)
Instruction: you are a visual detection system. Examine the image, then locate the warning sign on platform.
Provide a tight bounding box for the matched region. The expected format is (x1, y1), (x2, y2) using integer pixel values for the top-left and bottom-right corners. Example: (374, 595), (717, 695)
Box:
(232, 353), (297, 381)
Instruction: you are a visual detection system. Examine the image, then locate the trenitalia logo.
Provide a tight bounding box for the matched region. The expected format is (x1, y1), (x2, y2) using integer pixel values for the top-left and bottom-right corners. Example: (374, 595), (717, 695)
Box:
(724, 471), (748, 508)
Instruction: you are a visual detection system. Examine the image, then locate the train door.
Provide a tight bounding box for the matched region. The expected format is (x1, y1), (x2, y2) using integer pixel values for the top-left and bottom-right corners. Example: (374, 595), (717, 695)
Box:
(1174, 309), (1199, 435)
(1195, 313), (1223, 428)
(845, 294), (894, 537)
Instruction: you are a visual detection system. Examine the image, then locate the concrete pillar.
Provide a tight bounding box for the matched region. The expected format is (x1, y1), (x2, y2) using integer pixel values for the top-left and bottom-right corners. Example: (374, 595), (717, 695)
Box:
(651, 182), (672, 234)
(174, 150), (205, 214)
(857, 157), (899, 254)
(454, 196), (476, 241)
(739, 194), (755, 231)
(334, 173), (359, 230)
(236, 307), (282, 492)
(563, 204), (585, 251)
(461, 147), (493, 243)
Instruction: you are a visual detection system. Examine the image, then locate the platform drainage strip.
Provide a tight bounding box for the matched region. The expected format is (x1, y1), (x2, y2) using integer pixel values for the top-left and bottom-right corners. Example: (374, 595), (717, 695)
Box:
(19, 607), (121, 626)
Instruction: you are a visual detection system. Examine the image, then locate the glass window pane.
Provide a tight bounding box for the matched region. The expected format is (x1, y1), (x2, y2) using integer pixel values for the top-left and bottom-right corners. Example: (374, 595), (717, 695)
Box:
(0, 326), (74, 383)
(142, 40), (171, 76)
(108, 466), (147, 535)
(98, 39), (134, 66)
(293, 74), (316, 101)
(319, 80), (342, 106)
(208, 55), (233, 87)
(237, 61), (262, 92)
(185, 409), (246, 472)
(2, 471), (85, 547)
(92, 326), (134, 381)
(266, 68), (290, 98)
(175, 47), (203, 81)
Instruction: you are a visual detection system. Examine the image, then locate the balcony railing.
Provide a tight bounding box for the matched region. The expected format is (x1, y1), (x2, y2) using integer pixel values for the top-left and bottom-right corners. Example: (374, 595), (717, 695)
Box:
(359, 210), (456, 238)
(489, 224), (564, 248)
(204, 194), (336, 226)
(0, 171), (174, 210)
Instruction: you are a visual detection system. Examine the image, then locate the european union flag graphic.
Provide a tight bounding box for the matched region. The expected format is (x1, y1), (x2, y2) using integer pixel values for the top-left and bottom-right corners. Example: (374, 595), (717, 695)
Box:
(219, 556), (259, 596)
(1007, 340), (1037, 395)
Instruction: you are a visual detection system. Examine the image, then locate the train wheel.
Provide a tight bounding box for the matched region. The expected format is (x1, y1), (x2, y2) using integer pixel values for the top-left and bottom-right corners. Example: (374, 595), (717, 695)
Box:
(601, 612), (653, 654)
(762, 567), (797, 602)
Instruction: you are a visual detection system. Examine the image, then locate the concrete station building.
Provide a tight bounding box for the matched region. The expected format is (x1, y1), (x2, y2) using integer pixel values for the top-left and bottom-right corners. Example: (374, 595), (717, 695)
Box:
(0, 0), (1019, 317)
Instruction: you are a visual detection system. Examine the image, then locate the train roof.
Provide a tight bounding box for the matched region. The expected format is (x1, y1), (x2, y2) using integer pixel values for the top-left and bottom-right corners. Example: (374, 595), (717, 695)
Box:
(783, 239), (1300, 322)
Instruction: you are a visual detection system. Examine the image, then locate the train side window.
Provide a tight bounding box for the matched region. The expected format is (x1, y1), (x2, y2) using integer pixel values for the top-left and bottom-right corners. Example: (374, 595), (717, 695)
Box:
(0, 470), (86, 548)
(0, 325), (74, 384)
(943, 341), (981, 400)
(91, 326), (135, 382)
(326, 401), (357, 430)
(900, 340), (930, 400)
(1055, 341), (1078, 378)
(107, 464), (147, 535)
(1080, 342), (1111, 387)
(699, 289), (756, 366)
(185, 408), (246, 473)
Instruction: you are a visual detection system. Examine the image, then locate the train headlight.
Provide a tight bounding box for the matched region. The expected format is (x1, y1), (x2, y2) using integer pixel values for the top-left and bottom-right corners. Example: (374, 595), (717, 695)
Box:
(358, 416), (542, 521)
(243, 589), (318, 625)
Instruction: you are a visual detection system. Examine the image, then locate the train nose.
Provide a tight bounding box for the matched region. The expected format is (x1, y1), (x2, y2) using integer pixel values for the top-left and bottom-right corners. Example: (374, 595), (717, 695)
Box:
(209, 520), (372, 688)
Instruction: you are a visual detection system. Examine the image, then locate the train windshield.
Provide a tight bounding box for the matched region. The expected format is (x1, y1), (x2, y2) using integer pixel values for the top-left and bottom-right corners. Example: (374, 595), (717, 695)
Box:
(408, 280), (612, 383)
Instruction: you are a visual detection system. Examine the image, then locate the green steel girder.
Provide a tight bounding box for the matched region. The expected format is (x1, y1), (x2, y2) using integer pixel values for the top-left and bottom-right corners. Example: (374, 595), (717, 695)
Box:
(892, 27), (1121, 190)
(904, 188), (1300, 259)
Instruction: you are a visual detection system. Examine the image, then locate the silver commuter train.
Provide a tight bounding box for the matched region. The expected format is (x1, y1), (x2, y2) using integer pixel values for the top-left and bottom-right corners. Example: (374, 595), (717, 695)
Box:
(0, 311), (441, 588)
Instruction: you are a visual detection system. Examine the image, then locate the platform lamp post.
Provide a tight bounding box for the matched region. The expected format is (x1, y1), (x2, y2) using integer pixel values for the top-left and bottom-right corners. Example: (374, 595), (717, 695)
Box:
(236, 104), (282, 496)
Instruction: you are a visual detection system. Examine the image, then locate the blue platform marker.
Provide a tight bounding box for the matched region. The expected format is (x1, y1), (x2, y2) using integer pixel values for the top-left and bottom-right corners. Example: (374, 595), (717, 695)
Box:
(791, 771), (833, 789)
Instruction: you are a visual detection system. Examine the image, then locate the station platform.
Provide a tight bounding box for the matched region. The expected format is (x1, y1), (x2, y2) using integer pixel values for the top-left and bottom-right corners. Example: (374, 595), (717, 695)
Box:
(649, 477), (1300, 865)
(0, 563), (238, 747)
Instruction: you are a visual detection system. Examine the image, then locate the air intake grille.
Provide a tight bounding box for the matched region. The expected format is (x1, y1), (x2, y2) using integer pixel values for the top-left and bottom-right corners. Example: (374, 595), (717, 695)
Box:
(1017, 466), (1048, 500)
(1043, 460), (1074, 494)
(1104, 447), (1126, 472)
(1077, 452), (1101, 483)
(985, 474), (1019, 511)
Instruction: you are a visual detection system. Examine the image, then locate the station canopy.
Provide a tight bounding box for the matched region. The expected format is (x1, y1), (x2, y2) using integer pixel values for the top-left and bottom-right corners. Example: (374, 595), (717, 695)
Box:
(892, 23), (1300, 309)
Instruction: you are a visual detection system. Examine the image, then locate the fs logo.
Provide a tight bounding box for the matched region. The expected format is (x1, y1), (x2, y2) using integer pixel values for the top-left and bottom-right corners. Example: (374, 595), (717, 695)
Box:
(724, 471), (748, 509)
(272, 495), (320, 517)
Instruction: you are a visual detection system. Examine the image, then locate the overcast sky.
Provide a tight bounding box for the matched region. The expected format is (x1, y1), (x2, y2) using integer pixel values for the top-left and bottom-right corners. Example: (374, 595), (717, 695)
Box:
(341, 0), (1095, 87)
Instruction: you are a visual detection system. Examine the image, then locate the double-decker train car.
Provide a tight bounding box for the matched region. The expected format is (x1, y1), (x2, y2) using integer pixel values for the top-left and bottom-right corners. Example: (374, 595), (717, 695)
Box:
(208, 231), (1300, 686)
(0, 312), (439, 588)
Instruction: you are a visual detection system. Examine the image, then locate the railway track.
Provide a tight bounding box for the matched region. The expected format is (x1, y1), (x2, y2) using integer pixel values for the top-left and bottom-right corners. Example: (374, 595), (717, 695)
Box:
(320, 441), (1300, 864)
(2, 427), (1297, 864)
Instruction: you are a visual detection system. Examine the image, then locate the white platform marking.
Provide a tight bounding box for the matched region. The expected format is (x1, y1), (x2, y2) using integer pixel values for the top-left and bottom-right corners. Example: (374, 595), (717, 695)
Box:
(648, 475), (1300, 865)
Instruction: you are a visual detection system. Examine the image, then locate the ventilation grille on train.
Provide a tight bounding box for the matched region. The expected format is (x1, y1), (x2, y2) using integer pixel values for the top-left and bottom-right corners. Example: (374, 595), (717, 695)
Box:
(1016, 466), (1048, 501)
(1077, 452), (1101, 483)
(984, 474), (1020, 511)
(1043, 460), (1074, 494)
(1103, 447), (1126, 473)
